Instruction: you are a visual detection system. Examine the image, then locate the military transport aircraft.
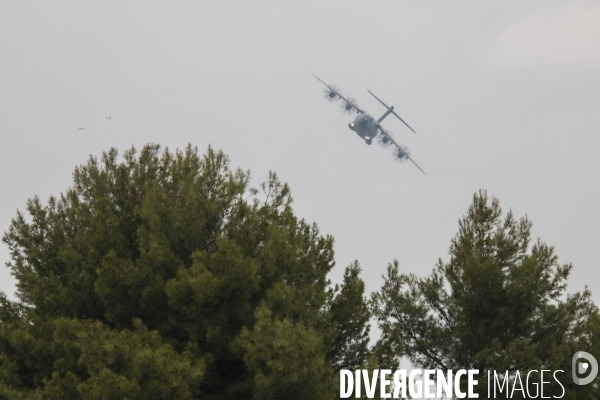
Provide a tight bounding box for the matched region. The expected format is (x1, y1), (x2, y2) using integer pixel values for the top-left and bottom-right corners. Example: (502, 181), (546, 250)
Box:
(313, 74), (426, 175)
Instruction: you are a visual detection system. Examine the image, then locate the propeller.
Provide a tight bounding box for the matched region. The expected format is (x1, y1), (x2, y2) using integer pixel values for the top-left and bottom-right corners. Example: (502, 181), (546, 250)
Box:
(340, 97), (358, 114)
(323, 84), (341, 102)
(393, 145), (410, 163)
(377, 129), (394, 148)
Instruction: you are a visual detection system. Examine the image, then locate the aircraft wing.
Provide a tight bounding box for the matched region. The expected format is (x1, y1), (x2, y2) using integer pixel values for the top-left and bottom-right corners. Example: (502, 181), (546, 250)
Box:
(313, 74), (364, 114)
(379, 128), (426, 175)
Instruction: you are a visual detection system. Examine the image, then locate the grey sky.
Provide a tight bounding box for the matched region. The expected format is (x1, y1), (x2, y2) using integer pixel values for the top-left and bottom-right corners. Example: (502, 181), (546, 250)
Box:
(1, 1), (599, 314)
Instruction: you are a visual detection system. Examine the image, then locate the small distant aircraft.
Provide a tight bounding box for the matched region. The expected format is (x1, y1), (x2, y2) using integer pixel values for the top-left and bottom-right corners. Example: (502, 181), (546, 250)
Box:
(314, 75), (426, 175)
(106, 117), (114, 120)
(77, 127), (85, 130)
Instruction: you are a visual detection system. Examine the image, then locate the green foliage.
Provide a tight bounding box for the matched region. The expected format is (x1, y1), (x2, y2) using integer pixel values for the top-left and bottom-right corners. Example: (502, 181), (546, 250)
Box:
(235, 306), (334, 400)
(10, 146), (594, 399)
(371, 190), (599, 398)
(0, 144), (371, 399)
(326, 261), (371, 373)
(0, 302), (203, 400)
(43, 318), (203, 400)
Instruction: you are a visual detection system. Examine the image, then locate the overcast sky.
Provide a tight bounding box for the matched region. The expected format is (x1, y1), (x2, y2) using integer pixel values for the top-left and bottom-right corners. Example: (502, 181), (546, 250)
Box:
(1, 1), (599, 314)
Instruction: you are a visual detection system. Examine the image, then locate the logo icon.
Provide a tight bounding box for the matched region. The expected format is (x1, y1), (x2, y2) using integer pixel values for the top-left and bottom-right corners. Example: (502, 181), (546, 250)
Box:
(572, 351), (598, 385)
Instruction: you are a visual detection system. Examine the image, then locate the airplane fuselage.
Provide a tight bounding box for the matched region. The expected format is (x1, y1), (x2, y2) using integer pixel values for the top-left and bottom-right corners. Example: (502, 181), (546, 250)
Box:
(348, 113), (379, 144)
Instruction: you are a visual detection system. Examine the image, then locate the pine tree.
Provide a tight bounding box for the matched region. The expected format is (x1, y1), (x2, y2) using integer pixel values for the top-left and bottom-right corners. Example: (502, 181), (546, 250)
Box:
(0, 144), (371, 399)
(326, 261), (371, 373)
(371, 190), (599, 399)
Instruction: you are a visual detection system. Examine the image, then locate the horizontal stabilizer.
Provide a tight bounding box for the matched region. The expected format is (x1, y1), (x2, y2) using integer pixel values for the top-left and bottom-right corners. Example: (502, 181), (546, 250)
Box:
(367, 90), (416, 133)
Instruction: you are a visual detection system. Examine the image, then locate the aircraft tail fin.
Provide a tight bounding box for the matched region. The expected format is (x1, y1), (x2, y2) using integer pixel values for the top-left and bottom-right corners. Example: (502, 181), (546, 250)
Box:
(368, 90), (416, 133)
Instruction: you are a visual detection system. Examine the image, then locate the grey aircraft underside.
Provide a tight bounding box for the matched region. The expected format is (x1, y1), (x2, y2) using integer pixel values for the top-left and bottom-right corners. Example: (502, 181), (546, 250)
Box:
(313, 75), (426, 175)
